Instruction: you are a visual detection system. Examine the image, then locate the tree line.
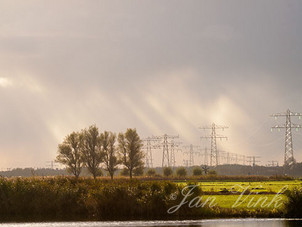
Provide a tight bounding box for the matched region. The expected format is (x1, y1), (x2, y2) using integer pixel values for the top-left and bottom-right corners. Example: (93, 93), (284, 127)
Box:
(56, 125), (144, 180)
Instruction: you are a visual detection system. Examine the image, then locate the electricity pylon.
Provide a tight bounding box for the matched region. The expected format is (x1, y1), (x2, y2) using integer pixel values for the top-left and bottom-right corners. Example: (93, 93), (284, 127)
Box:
(241, 155), (246, 166)
(246, 156), (260, 168)
(203, 147), (209, 166)
(200, 123), (228, 166)
(153, 134), (180, 168)
(219, 150), (235, 165)
(198, 147), (209, 166)
(46, 160), (58, 169)
(234, 153), (239, 164)
(271, 109), (302, 170)
(183, 144), (201, 166)
(183, 160), (190, 167)
(225, 152), (232, 164)
(170, 139), (181, 168)
(143, 137), (160, 168)
(267, 160), (279, 167)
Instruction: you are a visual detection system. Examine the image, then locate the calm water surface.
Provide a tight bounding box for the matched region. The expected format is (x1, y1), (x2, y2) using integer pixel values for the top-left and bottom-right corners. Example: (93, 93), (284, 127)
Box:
(0, 219), (302, 227)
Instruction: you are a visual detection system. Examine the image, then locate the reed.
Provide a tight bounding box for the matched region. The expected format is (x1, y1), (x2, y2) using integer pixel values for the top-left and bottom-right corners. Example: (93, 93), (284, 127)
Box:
(0, 177), (288, 221)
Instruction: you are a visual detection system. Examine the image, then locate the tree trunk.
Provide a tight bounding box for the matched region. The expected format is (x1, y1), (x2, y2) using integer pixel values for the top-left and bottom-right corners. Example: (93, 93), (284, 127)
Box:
(110, 172), (113, 180)
(129, 169), (132, 180)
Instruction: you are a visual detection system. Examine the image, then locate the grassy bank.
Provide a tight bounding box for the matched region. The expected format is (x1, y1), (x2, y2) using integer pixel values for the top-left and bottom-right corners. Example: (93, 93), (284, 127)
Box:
(0, 177), (299, 221)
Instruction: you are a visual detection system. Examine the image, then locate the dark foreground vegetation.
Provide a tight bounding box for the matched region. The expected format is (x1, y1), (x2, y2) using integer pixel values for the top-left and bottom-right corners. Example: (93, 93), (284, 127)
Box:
(283, 187), (302, 218)
(0, 177), (300, 222)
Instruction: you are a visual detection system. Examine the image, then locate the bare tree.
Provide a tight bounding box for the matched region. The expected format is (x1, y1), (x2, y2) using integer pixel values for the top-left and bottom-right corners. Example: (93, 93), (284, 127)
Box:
(82, 125), (103, 179)
(100, 131), (120, 180)
(118, 128), (144, 179)
(56, 131), (84, 178)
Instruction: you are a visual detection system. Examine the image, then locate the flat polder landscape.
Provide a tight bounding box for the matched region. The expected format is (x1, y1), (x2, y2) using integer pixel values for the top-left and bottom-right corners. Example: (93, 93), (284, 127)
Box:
(2, 0), (302, 226)
(0, 175), (301, 223)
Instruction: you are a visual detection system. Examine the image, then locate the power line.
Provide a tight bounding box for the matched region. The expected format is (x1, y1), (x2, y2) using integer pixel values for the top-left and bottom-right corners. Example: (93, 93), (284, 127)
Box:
(152, 134), (180, 168)
(183, 160), (190, 167)
(46, 160), (58, 169)
(267, 160), (279, 167)
(199, 123), (228, 167)
(198, 147), (209, 166)
(170, 139), (182, 168)
(142, 137), (161, 168)
(246, 156), (261, 168)
(271, 109), (302, 171)
(183, 144), (201, 166)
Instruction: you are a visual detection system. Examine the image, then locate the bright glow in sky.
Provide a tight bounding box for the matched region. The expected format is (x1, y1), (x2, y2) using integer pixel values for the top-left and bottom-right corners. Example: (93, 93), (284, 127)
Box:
(1, 0), (302, 168)
(0, 78), (12, 87)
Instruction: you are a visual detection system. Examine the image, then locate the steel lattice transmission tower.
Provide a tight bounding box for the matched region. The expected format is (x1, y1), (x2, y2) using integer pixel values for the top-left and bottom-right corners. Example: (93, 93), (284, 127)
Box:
(247, 156), (260, 168)
(199, 123), (228, 166)
(46, 160), (58, 169)
(153, 134), (180, 168)
(271, 109), (302, 169)
(170, 139), (181, 168)
(183, 144), (201, 166)
(142, 137), (159, 168)
(198, 147), (209, 166)
(203, 147), (209, 166)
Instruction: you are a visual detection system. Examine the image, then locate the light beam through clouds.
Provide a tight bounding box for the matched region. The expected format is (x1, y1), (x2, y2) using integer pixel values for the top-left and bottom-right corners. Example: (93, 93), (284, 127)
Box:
(0, 78), (12, 88)
(0, 0), (302, 168)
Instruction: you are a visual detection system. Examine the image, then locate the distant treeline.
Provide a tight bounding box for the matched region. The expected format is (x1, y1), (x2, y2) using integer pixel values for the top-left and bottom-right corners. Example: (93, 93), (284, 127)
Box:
(0, 167), (295, 181)
(215, 163), (302, 177)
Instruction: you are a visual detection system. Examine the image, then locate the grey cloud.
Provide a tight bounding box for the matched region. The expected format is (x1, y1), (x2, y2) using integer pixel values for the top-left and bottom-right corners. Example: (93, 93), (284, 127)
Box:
(0, 0), (302, 167)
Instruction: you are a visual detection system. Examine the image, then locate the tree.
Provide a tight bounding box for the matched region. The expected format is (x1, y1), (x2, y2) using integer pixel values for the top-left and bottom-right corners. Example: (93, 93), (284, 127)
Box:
(202, 165), (210, 175)
(163, 167), (173, 177)
(176, 167), (187, 177)
(193, 167), (203, 176)
(82, 125), (103, 180)
(118, 128), (144, 179)
(56, 131), (84, 178)
(100, 131), (120, 180)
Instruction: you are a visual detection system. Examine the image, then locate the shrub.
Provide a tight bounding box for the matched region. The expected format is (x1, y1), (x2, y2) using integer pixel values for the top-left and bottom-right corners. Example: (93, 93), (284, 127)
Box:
(192, 167), (203, 176)
(133, 167), (144, 176)
(208, 170), (217, 175)
(163, 167), (173, 177)
(284, 187), (302, 217)
(120, 168), (129, 176)
(146, 169), (156, 177)
(97, 169), (103, 177)
(176, 167), (187, 177)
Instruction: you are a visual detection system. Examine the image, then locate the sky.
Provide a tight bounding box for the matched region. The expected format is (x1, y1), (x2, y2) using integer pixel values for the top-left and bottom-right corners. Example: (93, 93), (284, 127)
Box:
(1, 0), (302, 168)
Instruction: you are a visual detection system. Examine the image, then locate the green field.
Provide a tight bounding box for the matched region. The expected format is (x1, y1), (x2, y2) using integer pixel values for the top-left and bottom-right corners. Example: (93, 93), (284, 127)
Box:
(201, 194), (286, 209)
(177, 180), (302, 210)
(180, 180), (302, 193)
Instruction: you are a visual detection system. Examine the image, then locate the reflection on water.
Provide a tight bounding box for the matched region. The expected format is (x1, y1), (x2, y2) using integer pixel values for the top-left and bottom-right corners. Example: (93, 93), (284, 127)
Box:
(0, 219), (302, 227)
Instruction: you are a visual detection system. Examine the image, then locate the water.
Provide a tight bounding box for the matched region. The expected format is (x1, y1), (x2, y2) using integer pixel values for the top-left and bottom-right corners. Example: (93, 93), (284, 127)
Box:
(0, 219), (302, 227)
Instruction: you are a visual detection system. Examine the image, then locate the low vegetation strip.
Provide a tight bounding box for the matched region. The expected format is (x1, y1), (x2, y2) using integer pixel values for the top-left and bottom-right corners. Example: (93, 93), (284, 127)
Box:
(143, 175), (294, 182)
(0, 177), (300, 221)
(178, 180), (302, 194)
(201, 195), (287, 209)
